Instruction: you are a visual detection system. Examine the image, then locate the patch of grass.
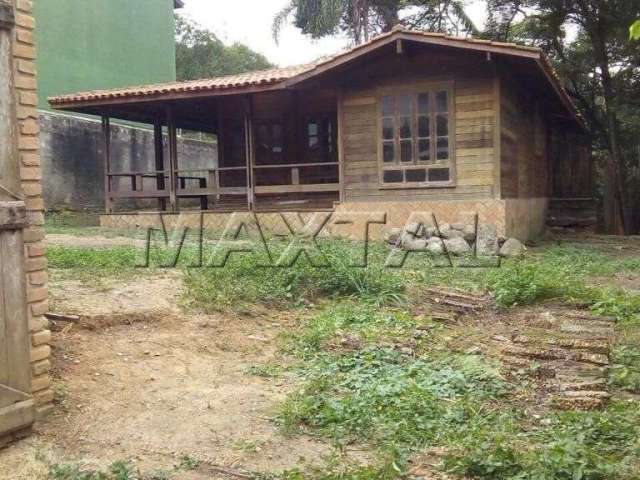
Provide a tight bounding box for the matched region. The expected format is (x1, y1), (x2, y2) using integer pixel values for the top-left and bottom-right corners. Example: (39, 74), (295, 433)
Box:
(487, 258), (589, 308)
(278, 346), (506, 450)
(49, 460), (139, 480)
(609, 345), (640, 393)
(182, 240), (405, 312)
(46, 245), (144, 282)
(444, 402), (640, 479)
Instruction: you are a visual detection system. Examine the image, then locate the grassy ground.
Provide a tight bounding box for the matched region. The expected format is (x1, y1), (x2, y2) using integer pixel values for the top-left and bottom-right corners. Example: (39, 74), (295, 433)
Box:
(44, 226), (640, 480)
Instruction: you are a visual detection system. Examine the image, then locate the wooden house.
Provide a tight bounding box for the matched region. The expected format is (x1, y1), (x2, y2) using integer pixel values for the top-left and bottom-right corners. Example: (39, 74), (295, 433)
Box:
(49, 28), (591, 240)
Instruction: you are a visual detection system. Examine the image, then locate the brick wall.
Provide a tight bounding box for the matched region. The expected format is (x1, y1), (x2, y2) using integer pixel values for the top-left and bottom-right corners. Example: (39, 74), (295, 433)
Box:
(12, 0), (52, 417)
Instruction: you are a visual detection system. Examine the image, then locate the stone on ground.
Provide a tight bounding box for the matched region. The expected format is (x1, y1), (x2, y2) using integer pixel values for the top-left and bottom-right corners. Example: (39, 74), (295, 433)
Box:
(384, 227), (402, 245)
(499, 238), (526, 257)
(443, 237), (471, 256)
(476, 223), (499, 256)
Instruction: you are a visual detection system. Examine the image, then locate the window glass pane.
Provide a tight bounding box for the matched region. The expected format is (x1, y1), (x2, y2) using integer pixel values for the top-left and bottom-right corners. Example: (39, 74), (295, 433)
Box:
(308, 122), (318, 137)
(399, 116), (412, 139)
(309, 136), (318, 148)
(400, 140), (413, 163)
(428, 168), (450, 182)
(436, 137), (449, 160)
(418, 116), (430, 137)
(418, 139), (430, 161)
(382, 96), (394, 116)
(382, 117), (394, 140)
(273, 124), (283, 142)
(436, 115), (448, 136)
(383, 142), (395, 163)
(383, 169), (403, 183)
(406, 168), (426, 182)
(418, 93), (429, 114)
(436, 91), (448, 113)
(398, 95), (412, 115)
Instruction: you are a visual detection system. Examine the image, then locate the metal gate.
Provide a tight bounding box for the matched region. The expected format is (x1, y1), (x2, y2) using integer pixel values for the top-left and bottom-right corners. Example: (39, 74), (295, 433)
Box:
(0, 0), (35, 444)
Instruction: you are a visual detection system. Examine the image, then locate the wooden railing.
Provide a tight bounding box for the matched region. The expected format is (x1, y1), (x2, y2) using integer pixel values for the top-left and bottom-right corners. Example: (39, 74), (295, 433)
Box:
(252, 162), (339, 194)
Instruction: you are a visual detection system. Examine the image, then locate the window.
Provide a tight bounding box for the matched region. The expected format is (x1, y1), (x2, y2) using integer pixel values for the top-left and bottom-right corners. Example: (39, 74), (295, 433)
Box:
(379, 88), (454, 186)
(256, 121), (284, 165)
(304, 115), (336, 163)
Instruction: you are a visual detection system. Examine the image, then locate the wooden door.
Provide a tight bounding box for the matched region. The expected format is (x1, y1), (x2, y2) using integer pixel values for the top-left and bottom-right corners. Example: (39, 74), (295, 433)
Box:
(0, 0), (35, 443)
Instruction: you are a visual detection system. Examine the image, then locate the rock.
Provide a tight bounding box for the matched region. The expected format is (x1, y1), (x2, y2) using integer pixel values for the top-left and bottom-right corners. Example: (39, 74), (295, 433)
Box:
(462, 224), (476, 243)
(403, 237), (428, 251)
(424, 226), (437, 238)
(451, 223), (466, 231)
(426, 237), (444, 255)
(443, 237), (471, 256)
(404, 222), (425, 238)
(442, 228), (465, 240)
(384, 227), (402, 245)
(499, 238), (525, 257)
(476, 223), (499, 256)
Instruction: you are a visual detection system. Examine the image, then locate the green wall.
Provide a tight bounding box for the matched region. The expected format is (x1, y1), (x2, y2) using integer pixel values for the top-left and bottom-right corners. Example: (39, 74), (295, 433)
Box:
(34, 0), (177, 110)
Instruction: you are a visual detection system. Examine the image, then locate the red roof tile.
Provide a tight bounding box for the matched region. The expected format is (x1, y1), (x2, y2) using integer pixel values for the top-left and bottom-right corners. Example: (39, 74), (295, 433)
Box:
(48, 27), (583, 129)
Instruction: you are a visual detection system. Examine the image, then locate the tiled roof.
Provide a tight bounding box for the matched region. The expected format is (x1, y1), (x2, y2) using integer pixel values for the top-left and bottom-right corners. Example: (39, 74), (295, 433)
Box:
(48, 27), (582, 128)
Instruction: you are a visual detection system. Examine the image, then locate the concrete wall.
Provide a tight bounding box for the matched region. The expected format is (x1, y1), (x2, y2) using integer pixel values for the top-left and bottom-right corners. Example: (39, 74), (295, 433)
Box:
(34, 0), (177, 111)
(40, 111), (217, 212)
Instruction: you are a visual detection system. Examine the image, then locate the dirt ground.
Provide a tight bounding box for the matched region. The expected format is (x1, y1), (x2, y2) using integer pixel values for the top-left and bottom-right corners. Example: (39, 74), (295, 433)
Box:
(1, 236), (337, 479)
(1, 232), (637, 479)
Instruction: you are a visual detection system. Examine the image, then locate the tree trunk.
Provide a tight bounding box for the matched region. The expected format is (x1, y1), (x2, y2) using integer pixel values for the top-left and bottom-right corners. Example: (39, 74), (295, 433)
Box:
(579, 0), (627, 234)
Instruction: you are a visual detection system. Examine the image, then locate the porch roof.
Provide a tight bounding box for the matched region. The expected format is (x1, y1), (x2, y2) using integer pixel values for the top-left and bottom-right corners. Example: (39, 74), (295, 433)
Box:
(48, 27), (585, 131)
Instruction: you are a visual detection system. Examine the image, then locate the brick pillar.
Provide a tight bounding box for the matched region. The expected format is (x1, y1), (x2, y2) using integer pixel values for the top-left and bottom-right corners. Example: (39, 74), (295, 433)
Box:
(12, 0), (52, 417)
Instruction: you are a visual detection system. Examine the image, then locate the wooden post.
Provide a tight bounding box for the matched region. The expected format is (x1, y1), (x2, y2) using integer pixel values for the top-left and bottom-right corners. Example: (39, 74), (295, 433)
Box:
(244, 96), (255, 211)
(166, 109), (178, 213)
(337, 91), (346, 203)
(153, 119), (167, 211)
(101, 116), (113, 214)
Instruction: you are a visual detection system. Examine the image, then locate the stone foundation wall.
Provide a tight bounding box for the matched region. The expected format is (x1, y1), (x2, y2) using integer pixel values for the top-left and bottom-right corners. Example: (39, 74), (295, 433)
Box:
(12, 0), (52, 417)
(99, 198), (548, 242)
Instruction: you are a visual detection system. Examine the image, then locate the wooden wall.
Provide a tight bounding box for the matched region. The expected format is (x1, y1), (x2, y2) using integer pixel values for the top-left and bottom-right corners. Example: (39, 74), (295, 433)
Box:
(499, 75), (550, 199)
(340, 61), (499, 202)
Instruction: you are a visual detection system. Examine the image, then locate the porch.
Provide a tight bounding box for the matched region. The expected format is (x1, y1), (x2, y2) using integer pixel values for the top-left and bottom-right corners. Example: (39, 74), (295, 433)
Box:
(99, 89), (341, 214)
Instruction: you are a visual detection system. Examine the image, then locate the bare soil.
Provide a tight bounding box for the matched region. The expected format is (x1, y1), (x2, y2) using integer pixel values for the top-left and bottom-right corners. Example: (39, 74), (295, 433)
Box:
(1, 268), (332, 479)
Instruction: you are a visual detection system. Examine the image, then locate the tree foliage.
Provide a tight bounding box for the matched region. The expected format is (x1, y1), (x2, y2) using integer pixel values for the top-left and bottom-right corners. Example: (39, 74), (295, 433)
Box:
(175, 15), (273, 81)
(484, 1), (640, 233)
(273, 0), (479, 45)
(631, 20), (640, 40)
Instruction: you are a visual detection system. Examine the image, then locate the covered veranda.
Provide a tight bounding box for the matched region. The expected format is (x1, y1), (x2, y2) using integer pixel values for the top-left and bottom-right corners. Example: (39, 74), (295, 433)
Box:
(50, 67), (343, 214)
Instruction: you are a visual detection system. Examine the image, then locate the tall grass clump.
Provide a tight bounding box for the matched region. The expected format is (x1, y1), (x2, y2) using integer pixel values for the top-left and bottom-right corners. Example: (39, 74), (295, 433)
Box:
(182, 239), (405, 311)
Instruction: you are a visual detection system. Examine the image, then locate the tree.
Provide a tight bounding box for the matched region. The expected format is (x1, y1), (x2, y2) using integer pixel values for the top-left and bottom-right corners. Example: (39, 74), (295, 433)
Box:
(484, 1), (640, 234)
(175, 15), (273, 81)
(272, 0), (478, 45)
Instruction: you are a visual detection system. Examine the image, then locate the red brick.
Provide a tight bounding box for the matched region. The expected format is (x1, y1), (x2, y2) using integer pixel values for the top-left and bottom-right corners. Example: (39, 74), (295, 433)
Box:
(15, 13), (35, 29)
(31, 330), (51, 346)
(25, 196), (44, 211)
(23, 226), (44, 243)
(34, 389), (54, 406)
(13, 43), (35, 60)
(19, 92), (38, 106)
(29, 313), (48, 333)
(32, 360), (50, 377)
(17, 59), (36, 75)
(22, 181), (42, 196)
(25, 256), (47, 273)
(20, 166), (41, 180)
(21, 152), (40, 166)
(30, 300), (49, 317)
(26, 286), (47, 303)
(29, 271), (47, 287)
(30, 345), (50, 363)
